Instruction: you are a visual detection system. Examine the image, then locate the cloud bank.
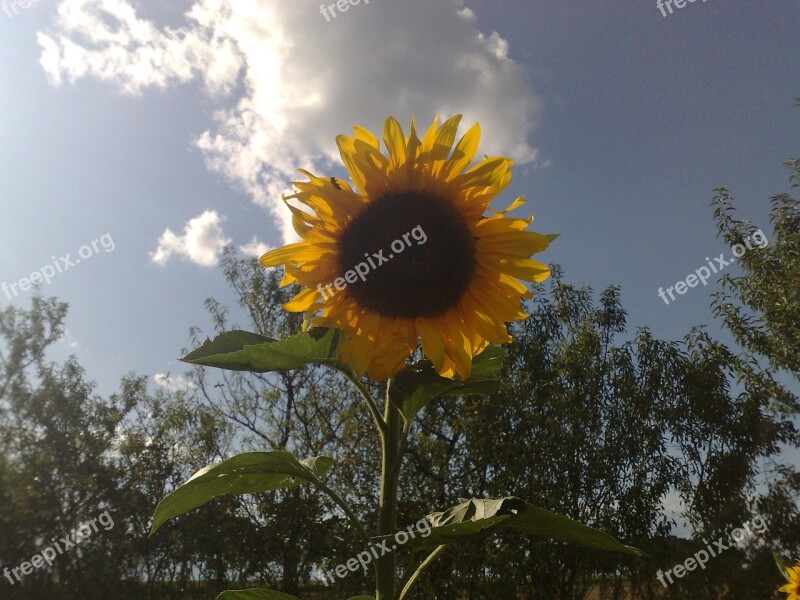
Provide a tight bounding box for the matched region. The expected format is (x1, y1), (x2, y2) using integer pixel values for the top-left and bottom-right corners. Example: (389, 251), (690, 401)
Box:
(39, 0), (542, 245)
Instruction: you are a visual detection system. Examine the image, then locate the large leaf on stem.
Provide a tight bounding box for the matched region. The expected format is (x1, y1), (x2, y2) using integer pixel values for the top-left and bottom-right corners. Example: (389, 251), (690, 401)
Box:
(180, 328), (345, 373)
(150, 451), (332, 535)
(390, 346), (505, 422)
(399, 497), (643, 557)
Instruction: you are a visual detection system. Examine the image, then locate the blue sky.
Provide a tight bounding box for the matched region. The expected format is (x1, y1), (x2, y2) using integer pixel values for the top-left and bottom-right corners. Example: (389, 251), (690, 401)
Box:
(0, 0), (798, 404)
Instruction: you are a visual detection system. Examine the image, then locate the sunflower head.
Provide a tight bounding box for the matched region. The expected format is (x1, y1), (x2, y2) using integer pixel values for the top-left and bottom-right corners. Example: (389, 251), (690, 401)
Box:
(780, 561), (800, 600)
(260, 115), (553, 380)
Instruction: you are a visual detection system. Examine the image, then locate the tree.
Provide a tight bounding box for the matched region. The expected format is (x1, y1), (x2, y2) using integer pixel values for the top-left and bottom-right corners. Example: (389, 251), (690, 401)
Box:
(396, 269), (795, 599)
(709, 106), (800, 597)
(0, 297), (131, 599)
(711, 102), (800, 379)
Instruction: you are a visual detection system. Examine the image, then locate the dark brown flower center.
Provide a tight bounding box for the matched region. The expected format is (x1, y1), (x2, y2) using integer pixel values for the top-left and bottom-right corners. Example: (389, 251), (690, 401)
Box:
(336, 191), (476, 318)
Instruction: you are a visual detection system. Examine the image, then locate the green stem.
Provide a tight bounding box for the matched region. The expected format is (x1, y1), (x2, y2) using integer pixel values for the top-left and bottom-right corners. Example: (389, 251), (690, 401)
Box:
(392, 420), (411, 475)
(396, 545), (447, 600)
(376, 379), (403, 600)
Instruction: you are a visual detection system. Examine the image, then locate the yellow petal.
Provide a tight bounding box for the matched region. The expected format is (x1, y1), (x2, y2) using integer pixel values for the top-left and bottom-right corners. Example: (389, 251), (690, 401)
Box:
(429, 114), (462, 176)
(478, 254), (551, 283)
(419, 115), (440, 155)
(416, 317), (446, 371)
(260, 242), (328, 268)
(336, 134), (369, 196)
(283, 287), (319, 312)
(453, 156), (514, 190)
(442, 122), (480, 181)
(437, 313), (473, 379)
(353, 124), (380, 149)
(476, 230), (551, 256)
(382, 116), (407, 172)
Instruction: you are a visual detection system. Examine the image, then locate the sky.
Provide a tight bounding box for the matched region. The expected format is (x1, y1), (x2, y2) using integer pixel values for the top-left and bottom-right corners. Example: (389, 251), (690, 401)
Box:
(0, 0), (798, 409)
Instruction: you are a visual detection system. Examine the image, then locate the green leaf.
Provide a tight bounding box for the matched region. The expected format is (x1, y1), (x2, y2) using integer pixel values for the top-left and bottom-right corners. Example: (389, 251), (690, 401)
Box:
(150, 451), (333, 535)
(396, 497), (643, 557)
(346, 597), (376, 600)
(390, 346), (505, 422)
(216, 590), (299, 600)
(774, 551), (793, 582)
(505, 504), (645, 556)
(180, 328), (346, 373)
(420, 496), (523, 543)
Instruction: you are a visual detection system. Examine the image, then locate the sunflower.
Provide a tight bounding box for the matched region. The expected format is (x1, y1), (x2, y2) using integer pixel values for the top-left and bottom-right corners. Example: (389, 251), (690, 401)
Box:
(780, 561), (800, 600)
(260, 115), (552, 380)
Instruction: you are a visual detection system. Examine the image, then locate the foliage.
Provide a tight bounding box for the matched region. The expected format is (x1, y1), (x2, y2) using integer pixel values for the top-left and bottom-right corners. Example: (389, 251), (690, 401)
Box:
(3, 136), (800, 600)
(711, 152), (800, 379)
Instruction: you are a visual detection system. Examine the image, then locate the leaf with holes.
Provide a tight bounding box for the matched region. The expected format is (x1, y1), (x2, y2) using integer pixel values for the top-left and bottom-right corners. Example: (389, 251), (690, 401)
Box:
(393, 497), (643, 557)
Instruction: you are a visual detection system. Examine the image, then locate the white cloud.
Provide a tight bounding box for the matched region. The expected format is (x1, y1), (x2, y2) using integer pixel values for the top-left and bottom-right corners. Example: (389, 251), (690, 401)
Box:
(150, 209), (231, 267)
(39, 0), (543, 244)
(239, 235), (272, 258)
(37, 0), (243, 94)
(154, 373), (198, 393)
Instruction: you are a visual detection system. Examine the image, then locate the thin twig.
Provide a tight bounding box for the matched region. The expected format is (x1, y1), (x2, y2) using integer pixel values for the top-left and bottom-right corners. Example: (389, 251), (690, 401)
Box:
(316, 480), (370, 545)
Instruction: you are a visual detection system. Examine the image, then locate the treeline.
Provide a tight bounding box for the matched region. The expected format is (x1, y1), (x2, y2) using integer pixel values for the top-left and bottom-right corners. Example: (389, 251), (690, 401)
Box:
(0, 155), (799, 600)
